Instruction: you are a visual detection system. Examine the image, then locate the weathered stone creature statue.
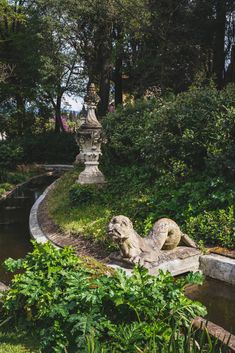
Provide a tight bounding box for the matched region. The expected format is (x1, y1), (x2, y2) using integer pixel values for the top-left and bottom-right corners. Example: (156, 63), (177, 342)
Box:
(108, 215), (197, 265)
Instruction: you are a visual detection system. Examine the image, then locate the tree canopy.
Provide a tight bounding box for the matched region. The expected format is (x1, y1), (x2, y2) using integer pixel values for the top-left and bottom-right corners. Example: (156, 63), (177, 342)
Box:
(0, 0), (235, 134)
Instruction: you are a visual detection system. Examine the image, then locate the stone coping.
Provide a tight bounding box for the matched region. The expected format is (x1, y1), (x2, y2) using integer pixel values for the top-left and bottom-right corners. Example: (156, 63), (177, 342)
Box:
(29, 179), (109, 259)
(200, 253), (235, 285)
(29, 180), (60, 247)
(42, 164), (74, 171)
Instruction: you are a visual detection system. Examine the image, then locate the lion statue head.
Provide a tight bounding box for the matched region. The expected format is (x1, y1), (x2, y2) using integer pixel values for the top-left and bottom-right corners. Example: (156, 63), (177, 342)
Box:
(108, 215), (146, 261)
(108, 215), (134, 243)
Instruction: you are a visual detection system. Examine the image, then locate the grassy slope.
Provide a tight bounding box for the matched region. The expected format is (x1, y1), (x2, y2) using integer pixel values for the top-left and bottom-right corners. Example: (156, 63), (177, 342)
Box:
(47, 170), (114, 247)
(47, 167), (235, 250)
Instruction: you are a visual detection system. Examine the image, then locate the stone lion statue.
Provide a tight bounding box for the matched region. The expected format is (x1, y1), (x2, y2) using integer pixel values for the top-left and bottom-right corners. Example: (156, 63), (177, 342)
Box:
(108, 215), (197, 265)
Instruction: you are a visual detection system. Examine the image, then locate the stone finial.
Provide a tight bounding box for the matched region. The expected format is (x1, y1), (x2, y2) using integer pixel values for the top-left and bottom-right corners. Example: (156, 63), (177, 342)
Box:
(84, 83), (100, 107)
(83, 83), (101, 128)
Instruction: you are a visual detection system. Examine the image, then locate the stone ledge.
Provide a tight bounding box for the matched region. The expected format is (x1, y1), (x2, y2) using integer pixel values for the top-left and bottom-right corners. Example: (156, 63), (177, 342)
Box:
(43, 164), (74, 171)
(200, 254), (235, 285)
(109, 248), (202, 277)
(153, 252), (201, 276)
(29, 180), (60, 248)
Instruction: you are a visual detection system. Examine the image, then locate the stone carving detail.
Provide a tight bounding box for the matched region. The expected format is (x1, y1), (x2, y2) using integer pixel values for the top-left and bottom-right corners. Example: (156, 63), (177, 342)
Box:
(83, 83), (101, 128)
(76, 84), (106, 184)
(108, 215), (197, 267)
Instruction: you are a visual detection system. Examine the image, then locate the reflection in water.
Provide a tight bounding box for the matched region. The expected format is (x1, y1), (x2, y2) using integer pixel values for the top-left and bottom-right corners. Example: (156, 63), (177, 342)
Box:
(0, 178), (54, 283)
(186, 277), (235, 335)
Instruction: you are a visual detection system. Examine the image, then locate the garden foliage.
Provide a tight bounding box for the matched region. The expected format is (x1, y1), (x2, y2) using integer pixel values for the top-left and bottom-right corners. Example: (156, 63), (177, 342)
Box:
(1, 242), (208, 352)
(102, 84), (235, 178)
(0, 132), (77, 168)
(48, 85), (235, 249)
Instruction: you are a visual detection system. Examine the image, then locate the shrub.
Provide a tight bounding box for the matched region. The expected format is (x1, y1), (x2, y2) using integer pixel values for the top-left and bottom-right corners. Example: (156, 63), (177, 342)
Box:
(1, 242), (206, 352)
(0, 182), (12, 197)
(0, 132), (77, 168)
(185, 206), (235, 248)
(69, 184), (103, 206)
(102, 84), (235, 178)
(20, 132), (77, 164)
(0, 142), (24, 169)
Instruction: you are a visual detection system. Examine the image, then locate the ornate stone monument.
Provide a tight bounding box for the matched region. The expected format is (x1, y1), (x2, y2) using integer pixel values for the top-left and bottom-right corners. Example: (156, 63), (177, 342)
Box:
(108, 216), (201, 276)
(76, 84), (106, 185)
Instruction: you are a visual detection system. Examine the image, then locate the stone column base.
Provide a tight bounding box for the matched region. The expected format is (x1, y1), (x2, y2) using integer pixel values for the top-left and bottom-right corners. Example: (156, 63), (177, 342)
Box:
(77, 166), (106, 185)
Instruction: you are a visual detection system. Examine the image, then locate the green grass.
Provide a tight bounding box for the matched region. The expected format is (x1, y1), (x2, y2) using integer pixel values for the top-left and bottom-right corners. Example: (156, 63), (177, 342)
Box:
(0, 329), (39, 353)
(0, 183), (12, 197)
(47, 170), (113, 245)
(47, 166), (235, 250)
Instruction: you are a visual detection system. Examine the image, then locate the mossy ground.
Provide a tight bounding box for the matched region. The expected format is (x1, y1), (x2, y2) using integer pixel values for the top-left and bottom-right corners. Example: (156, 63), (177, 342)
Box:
(0, 329), (39, 353)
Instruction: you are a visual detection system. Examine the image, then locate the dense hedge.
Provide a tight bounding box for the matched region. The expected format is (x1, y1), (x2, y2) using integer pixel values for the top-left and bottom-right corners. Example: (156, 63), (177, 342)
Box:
(102, 84), (235, 179)
(0, 132), (77, 168)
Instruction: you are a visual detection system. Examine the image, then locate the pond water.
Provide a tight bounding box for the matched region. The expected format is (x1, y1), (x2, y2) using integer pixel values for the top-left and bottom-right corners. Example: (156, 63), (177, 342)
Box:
(0, 176), (55, 283)
(186, 277), (235, 335)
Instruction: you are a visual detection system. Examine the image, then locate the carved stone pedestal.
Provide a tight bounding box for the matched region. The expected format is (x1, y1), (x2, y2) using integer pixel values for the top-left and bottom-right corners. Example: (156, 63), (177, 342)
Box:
(109, 247), (202, 277)
(77, 127), (105, 185)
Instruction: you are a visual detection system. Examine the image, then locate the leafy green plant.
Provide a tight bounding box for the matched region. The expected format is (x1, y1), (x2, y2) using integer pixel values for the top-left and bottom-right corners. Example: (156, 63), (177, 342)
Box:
(185, 206), (235, 248)
(0, 182), (12, 197)
(0, 142), (23, 169)
(69, 184), (103, 205)
(1, 242), (207, 352)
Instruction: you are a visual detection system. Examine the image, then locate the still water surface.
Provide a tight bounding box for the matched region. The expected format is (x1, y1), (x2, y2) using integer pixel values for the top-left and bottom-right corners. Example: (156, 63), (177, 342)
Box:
(186, 277), (235, 335)
(0, 178), (54, 283)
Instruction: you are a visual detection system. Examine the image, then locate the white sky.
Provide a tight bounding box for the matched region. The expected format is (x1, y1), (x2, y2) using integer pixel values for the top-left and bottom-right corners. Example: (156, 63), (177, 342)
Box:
(63, 94), (83, 112)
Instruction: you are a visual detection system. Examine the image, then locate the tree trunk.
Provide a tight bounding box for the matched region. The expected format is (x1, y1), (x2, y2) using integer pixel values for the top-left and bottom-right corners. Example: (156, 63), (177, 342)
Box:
(98, 59), (111, 117)
(114, 25), (123, 107)
(114, 51), (123, 107)
(16, 94), (25, 136)
(213, 0), (226, 89)
(54, 96), (65, 133)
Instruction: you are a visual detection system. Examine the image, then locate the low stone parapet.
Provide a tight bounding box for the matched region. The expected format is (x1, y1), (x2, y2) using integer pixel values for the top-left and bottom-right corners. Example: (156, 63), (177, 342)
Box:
(200, 253), (235, 285)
